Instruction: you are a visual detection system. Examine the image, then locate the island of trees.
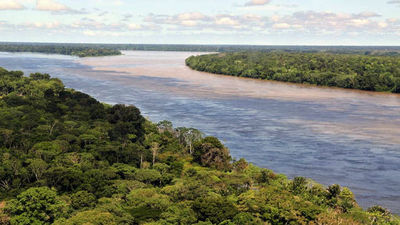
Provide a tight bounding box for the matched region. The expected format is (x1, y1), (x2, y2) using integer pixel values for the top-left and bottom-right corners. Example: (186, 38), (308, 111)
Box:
(186, 52), (400, 93)
(0, 44), (121, 57)
(0, 67), (399, 225)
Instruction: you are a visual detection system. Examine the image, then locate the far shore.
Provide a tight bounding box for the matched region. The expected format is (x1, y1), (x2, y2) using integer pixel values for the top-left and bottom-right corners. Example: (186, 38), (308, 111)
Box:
(78, 50), (400, 102)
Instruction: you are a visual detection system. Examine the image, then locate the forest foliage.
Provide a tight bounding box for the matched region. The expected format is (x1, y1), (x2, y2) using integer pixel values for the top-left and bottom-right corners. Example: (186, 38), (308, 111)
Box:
(1, 42), (400, 55)
(0, 67), (399, 224)
(186, 52), (400, 93)
(0, 44), (121, 57)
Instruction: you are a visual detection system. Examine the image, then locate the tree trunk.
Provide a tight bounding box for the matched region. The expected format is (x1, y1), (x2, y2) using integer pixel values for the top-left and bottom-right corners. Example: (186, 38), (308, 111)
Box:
(152, 150), (156, 165)
(49, 121), (58, 135)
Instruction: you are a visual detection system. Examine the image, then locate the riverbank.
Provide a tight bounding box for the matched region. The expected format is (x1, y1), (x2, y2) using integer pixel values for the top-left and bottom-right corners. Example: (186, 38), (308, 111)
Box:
(80, 51), (400, 101)
(186, 52), (400, 93)
(1, 66), (400, 224)
(1, 51), (400, 213)
(0, 44), (121, 57)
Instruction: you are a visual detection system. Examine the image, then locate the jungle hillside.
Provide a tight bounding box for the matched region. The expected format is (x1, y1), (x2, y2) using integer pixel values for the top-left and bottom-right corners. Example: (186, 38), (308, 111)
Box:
(0, 67), (399, 224)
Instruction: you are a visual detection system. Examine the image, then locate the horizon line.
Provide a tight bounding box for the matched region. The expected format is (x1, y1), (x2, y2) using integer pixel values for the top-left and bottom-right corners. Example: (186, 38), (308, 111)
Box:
(1, 41), (400, 48)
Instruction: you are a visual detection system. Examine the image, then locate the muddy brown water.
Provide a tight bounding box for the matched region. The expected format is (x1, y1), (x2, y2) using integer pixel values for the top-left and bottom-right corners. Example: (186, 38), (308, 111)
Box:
(1, 51), (399, 214)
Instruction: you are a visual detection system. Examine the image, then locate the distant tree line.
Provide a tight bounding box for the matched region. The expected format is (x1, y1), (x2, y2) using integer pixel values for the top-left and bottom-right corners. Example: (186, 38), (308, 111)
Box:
(0, 67), (399, 224)
(0, 44), (121, 57)
(186, 52), (400, 93)
(1, 42), (400, 55)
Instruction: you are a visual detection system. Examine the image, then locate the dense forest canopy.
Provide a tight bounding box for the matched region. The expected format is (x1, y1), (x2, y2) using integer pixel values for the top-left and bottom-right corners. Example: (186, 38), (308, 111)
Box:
(0, 67), (399, 224)
(186, 52), (400, 93)
(1, 42), (400, 55)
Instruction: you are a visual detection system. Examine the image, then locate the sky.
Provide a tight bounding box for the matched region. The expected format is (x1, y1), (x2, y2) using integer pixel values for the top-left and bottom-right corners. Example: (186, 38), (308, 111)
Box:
(0, 0), (399, 45)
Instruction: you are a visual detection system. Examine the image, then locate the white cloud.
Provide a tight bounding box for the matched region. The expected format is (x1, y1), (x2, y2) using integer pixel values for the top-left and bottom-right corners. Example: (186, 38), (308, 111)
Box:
(83, 30), (126, 37)
(111, 0), (123, 6)
(0, 0), (25, 10)
(144, 12), (211, 28)
(22, 21), (61, 29)
(215, 17), (239, 26)
(66, 17), (153, 33)
(355, 11), (381, 18)
(378, 22), (388, 28)
(273, 23), (291, 29)
(350, 19), (370, 27)
(83, 30), (96, 36)
(180, 20), (198, 27)
(1, 3), (398, 42)
(145, 13), (267, 31)
(36, 0), (69, 11)
(387, 0), (400, 5)
(128, 23), (142, 30)
(177, 12), (206, 21)
(142, 9), (400, 37)
(270, 11), (392, 32)
(245, 0), (270, 6)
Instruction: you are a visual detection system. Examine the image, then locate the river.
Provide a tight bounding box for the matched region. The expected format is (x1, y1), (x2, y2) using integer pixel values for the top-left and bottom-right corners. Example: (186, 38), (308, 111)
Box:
(0, 51), (399, 213)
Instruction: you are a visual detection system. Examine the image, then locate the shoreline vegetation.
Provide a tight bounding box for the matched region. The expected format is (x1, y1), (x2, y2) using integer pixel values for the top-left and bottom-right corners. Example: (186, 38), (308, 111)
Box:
(1, 42), (400, 57)
(3, 42), (400, 93)
(186, 52), (400, 93)
(0, 67), (399, 224)
(0, 44), (122, 58)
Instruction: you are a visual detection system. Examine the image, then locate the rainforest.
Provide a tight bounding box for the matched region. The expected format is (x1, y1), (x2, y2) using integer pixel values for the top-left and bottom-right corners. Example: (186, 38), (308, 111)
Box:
(0, 67), (399, 225)
(186, 52), (400, 93)
(0, 44), (121, 58)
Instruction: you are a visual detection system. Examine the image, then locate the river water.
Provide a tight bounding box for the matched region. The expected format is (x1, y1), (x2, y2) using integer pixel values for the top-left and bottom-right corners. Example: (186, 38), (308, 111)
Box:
(0, 51), (399, 213)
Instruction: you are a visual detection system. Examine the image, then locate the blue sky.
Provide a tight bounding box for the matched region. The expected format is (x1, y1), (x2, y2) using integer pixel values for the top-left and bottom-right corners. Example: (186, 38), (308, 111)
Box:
(0, 0), (399, 45)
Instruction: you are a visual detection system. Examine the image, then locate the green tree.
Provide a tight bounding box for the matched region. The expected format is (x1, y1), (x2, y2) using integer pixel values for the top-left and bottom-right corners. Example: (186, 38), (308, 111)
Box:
(70, 191), (96, 210)
(27, 159), (48, 181)
(54, 209), (118, 225)
(193, 192), (238, 224)
(30, 73), (50, 80)
(193, 137), (232, 170)
(6, 187), (65, 225)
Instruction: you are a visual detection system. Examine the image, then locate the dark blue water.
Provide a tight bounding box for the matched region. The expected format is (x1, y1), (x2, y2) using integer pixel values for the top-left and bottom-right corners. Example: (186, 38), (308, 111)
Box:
(1, 51), (399, 214)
